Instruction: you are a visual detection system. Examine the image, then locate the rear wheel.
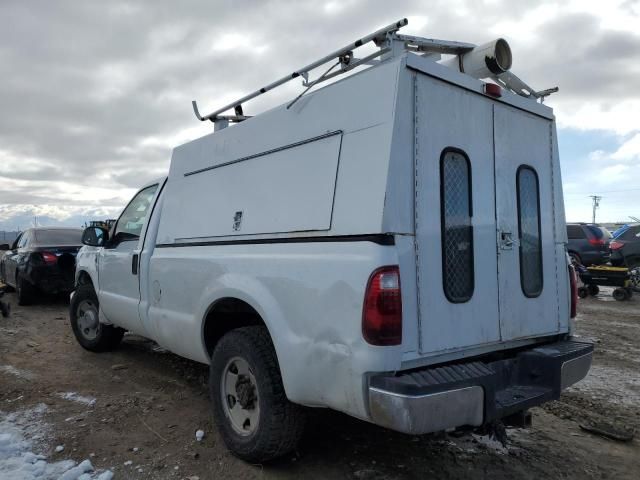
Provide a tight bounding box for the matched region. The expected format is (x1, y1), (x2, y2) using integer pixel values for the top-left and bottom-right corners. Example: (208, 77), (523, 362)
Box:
(70, 284), (124, 351)
(577, 286), (589, 299)
(210, 326), (306, 463)
(613, 288), (627, 301)
(569, 252), (582, 266)
(587, 284), (599, 296)
(16, 274), (35, 306)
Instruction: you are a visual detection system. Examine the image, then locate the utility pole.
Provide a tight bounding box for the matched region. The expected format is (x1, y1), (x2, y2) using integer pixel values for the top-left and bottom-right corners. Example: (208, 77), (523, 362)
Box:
(590, 195), (602, 224)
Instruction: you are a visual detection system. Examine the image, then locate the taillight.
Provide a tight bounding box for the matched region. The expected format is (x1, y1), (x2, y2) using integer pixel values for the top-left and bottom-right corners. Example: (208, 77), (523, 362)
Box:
(588, 238), (605, 247)
(610, 240), (624, 251)
(40, 252), (58, 265)
(569, 264), (578, 318)
(362, 266), (402, 346)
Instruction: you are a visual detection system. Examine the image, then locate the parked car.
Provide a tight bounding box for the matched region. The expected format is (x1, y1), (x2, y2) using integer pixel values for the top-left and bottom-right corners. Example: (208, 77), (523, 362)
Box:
(71, 22), (591, 463)
(566, 223), (612, 266)
(0, 227), (83, 305)
(612, 222), (637, 239)
(610, 223), (640, 269)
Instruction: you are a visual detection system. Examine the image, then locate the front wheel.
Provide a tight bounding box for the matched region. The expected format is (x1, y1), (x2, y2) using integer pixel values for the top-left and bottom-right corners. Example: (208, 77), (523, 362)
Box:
(16, 274), (35, 305)
(210, 326), (306, 463)
(70, 284), (124, 352)
(0, 264), (14, 292)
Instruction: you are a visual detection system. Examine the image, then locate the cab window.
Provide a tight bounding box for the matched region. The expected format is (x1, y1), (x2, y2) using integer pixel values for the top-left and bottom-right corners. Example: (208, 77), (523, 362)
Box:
(12, 232), (24, 250)
(17, 231), (30, 249)
(114, 185), (159, 240)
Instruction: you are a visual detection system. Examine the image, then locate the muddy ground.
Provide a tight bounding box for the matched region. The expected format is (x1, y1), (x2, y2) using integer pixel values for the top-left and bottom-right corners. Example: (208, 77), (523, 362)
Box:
(1, 287), (639, 479)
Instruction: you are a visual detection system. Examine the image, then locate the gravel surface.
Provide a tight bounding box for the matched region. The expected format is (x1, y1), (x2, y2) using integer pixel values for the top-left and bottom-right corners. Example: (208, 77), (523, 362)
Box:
(0, 287), (638, 479)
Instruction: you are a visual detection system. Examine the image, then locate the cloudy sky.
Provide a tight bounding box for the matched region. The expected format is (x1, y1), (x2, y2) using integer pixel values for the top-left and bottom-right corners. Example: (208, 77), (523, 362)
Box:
(1, 0), (639, 231)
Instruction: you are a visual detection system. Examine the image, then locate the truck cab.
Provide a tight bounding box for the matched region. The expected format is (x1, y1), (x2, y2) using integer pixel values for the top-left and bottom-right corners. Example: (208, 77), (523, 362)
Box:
(72, 20), (592, 463)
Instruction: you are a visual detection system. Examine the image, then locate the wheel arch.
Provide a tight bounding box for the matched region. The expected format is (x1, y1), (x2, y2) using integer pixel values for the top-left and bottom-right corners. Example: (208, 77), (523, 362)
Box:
(202, 297), (265, 358)
(76, 270), (94, 288)
(198, 286), (297, 401)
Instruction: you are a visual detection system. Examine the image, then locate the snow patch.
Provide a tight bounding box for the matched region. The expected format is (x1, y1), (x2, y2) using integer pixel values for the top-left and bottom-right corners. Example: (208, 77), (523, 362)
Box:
(0, 364), (36, 380)
(57, 392), (97, 407)
(450, 431), (513, 455)
(568, 363), (640, 407)
(0, 404), (112, 479)
(470, 433), (509, 455)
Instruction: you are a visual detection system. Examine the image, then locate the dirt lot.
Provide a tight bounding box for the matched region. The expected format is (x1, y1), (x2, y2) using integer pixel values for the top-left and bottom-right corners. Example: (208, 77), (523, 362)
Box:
(1, 287), (639, 479)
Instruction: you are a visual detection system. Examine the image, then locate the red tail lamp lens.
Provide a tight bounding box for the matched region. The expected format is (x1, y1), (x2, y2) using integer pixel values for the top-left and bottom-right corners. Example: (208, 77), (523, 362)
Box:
(610, 240), (624, 250)
(41, 252), (58, 264)
(362, 266), (402, 346)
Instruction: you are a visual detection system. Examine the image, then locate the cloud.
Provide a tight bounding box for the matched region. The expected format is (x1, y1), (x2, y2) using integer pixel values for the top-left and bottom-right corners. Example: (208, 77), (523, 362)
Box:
(0, 0), (639, 228)
(611, 133), (640, 161)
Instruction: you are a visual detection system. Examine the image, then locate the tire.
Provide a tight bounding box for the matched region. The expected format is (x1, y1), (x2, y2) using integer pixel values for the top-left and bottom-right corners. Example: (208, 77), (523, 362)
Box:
(69, 284), (124, 352)
(0, 265), (14, 291)
(16, 273), (36, 306)
(210, 326), (306, 463)
(613, 288), (627, 301)
(569, 252), (581, 266)
(630, 267), (640, 293)
(588, 284), (599, 296)
(577, 286), (589, 299)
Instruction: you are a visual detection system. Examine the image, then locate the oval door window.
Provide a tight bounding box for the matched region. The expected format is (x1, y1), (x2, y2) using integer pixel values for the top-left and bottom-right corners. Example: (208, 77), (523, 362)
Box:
(440, 148), (474, 303)
(516, 166), (543, 297)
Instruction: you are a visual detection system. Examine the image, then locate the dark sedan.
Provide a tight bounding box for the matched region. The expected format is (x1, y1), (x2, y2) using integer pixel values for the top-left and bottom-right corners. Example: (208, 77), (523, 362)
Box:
(610, 224), (640, 269)
(0, 227), (83, 305)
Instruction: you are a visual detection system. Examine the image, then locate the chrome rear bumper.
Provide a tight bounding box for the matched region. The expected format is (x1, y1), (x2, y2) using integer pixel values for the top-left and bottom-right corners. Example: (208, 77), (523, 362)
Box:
(368, 340), (593, 435)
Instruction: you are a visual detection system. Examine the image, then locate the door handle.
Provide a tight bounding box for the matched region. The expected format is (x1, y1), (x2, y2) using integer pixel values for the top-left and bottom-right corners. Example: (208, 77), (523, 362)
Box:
(132, 253), (139, 275)
(499, 230), (516, 250)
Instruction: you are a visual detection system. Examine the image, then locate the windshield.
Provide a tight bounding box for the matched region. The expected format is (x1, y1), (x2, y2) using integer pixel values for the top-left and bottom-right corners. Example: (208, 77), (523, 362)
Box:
(33, 229), (83, 246)
(585, 225), (611, 240)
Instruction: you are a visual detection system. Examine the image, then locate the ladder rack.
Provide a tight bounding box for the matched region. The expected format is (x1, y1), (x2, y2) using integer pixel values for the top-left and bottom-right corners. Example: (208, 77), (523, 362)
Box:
(192, 18), (556, 128)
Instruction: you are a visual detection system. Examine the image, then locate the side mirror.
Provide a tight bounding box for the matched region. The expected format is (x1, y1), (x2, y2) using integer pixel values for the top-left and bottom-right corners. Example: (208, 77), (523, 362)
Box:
(82, 226), (109, 247)
(0, 244), (10, 251)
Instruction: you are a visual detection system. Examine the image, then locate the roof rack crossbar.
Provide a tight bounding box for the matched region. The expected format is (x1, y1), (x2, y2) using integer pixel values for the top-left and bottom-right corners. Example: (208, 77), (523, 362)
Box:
(192, 18), (557, 126)
(192, 18), (409, 122)
(394, 34), (476, 55)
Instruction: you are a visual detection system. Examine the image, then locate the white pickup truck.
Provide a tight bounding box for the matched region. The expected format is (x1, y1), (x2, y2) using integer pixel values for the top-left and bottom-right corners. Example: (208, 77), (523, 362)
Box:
(72, 21), (592, 462)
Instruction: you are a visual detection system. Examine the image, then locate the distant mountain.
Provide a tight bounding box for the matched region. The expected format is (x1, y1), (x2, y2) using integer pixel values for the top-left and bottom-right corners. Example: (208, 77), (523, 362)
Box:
(0, 210), (121, 232)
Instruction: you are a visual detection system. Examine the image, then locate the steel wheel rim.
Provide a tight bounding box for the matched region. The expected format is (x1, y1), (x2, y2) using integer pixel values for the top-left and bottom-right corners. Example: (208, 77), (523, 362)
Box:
(221, 356), (260, 436)
(76, 299), (100, 341)
(630, 267), (640, 292)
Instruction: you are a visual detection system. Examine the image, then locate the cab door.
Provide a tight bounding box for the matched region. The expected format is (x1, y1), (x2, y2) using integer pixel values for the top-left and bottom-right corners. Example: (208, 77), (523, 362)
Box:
(98, 184), (159, 334)
(3, 232), (28, 287)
